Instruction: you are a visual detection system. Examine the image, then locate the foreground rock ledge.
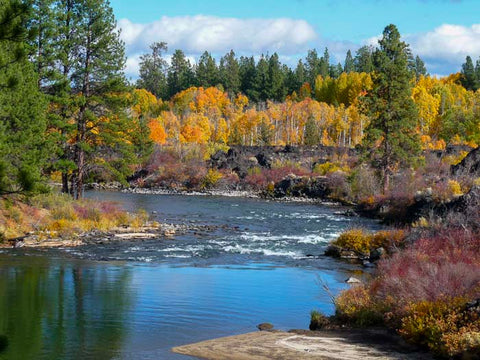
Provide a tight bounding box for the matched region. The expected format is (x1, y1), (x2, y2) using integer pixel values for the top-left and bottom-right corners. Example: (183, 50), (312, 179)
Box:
(172, 329), (432, 360)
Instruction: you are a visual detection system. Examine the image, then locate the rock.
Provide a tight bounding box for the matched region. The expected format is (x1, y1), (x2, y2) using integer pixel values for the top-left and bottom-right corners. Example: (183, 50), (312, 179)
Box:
(255, 152), (273, 168)
(257, 323), (274, 331)
(451, 146), (480, 176)
(369, 247), (385, 262)
(324, 245), (341, 258)
(466, 299), (480, 315)
(345, 277), (362, 284)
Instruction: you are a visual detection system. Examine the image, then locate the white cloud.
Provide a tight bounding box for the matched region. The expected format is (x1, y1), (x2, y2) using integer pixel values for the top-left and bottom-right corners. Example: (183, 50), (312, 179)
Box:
(118, 15), (317, 78)
(119, 16), (480, 80)
(406, 24), (480, 74)
(364, 24), (480, 75)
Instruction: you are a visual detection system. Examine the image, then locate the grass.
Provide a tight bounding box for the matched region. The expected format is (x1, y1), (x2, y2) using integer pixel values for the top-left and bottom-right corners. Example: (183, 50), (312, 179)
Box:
(0, 193), (149, 241)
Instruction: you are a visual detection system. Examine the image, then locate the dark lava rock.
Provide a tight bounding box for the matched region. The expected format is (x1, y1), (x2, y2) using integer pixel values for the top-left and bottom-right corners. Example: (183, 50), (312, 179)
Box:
(273, 175), (330, 199)
(452, 146), (480, 176)
(324, 245), (342, 258)
(369, 247), (386, 262)
(257, 323), (274, 331)
(466, 299), (480, 315)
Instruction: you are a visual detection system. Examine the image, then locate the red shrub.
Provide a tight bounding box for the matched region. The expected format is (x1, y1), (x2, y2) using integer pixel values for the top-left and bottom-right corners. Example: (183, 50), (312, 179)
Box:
(372, 229), (480, 311)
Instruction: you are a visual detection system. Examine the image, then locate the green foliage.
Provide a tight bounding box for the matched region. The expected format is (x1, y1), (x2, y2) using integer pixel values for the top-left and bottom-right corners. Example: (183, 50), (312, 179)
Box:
(137, 42), (168, 98)
(335, 286), (386, 327)
(362, 24), (421, 193)
(309, 310), (330, 330)
(0, 0), (48, 195)
(461, 56), (478, 91)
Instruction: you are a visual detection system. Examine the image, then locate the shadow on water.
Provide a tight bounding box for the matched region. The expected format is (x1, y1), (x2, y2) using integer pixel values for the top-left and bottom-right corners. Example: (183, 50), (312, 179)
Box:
(0, 257), (133, 360)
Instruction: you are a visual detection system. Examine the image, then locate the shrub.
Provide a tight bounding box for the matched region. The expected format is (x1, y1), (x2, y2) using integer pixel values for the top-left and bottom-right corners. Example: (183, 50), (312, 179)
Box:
(332, 229), (405, 254)
(313, 162), (349, 176)
(310, 310), (330, 330)
(335, 286), (385, 327)
(333, 228), (371, 254)
(373, 230), (480, 309)
(400, 297), (480, 357)
(201, 169), (223, 189)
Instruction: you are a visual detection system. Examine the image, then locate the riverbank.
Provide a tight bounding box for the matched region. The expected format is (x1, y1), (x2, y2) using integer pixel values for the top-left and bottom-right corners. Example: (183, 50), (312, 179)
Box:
(172, 328), (432, 360)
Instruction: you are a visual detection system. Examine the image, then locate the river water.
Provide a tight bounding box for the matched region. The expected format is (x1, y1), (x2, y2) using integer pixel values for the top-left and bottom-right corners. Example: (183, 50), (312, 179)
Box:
(0, 192), (383, 360)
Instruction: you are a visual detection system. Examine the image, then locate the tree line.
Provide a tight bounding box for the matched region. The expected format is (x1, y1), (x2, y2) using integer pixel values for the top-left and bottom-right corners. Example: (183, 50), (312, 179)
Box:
(137, 43), (428, 102)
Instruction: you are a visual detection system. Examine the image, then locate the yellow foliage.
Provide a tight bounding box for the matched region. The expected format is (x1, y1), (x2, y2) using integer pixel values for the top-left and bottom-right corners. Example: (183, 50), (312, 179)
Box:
(313, 162), (349, 175)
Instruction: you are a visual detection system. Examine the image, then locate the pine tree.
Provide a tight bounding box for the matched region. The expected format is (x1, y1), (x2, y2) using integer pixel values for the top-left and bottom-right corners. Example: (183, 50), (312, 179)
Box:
(362, 24), (420, 193)
(137, 42), (168, 98)
(167, 49), (193, 97)
(413, 55), (427, 79)
(304, 116), (320, 146)
(305, 49), (320, 88)
(461, 56), (477, 91)
(295, 59), (306, 89)
(67, 0), (138, 198)
(267, 53), (284, 101)
(319, 48), (330, 78)
(344, 50), (354, 73)
(354, 45), (374, 73)
(196, 51), (218, 88)
(0, 0), (48, 195)
(239, 56), (258, 101)
(219, 50), (240, 96)
(255, 55), (269, 102)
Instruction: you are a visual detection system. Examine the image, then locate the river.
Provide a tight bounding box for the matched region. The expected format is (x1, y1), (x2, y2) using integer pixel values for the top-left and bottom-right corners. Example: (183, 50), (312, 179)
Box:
(0, 191), (384, 359)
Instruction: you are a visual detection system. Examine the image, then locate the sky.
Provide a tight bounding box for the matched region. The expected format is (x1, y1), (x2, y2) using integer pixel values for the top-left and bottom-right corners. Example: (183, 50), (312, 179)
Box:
(110, 0), (480, 79)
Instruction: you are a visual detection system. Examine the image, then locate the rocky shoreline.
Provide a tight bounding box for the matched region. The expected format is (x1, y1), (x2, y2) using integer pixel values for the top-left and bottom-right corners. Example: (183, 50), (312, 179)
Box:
(1, 222), (231, 249)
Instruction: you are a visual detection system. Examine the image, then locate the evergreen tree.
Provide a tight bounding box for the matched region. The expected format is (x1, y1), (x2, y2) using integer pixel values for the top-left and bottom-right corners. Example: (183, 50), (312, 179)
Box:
(196, 51), (218, 88)
(304, 116), (320, 146)
(305, 49), (320, 88)
(283, 64), (297, 96)
(67, 0), (139, 198)
(329, 63), (343, 78)
(267, 52), (284, 101)
(295, 59), (306, 89)
(475, 58), (480, 87)
(362, 24), (420, 193)
(167, 49), (194, 97)
(344, 50), (354, 73)
(255, 55), (269, 102)
(137, 42), (168, 98)
(28, 0), (57, 90)
(319, 48), (330, 78)
(461, 56), (477, 91)
(239, 56), (257, 101)
(0, 0), (48, 195)
(413, 55), (427, 79)
(219, 50), (240, 95)
(354, 45), (374, 73)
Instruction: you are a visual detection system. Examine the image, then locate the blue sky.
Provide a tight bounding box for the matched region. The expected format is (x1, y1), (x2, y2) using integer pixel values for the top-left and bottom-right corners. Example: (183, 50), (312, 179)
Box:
(110, 0), (480, 78)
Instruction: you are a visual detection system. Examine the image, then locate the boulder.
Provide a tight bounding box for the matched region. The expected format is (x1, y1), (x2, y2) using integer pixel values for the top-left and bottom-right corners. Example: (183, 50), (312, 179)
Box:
(369, 247), (386, 262)
(345, 277), (362, 284)
(451, 146), (480, 176)
(257, 323), (274, 331)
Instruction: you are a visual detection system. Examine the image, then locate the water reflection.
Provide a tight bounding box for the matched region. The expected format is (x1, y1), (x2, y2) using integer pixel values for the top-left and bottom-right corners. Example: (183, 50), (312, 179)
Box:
(0, 257), (132, 360)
